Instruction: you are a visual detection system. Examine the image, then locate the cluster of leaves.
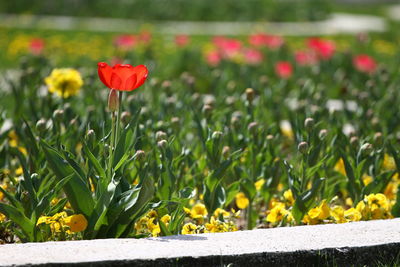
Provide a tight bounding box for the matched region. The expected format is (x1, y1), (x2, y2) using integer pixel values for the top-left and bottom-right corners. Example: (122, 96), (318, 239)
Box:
(0, 32), (399, 242)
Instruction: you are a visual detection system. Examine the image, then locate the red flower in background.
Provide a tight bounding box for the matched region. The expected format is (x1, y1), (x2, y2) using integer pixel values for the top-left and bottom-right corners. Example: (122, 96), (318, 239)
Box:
(175, 35), (190, 47)
(295, 50), (318, 66)
(353, 54), (377, 74)
(138, 30), (152, 45)
(205, 50), (221, 66)
(307, 38), (335, 60)
(114, 35), (137, 50)
(97, 62), (148, 91)
(243, 48), (263, 65)
(249, 34), (284, 50)
(275, 61), (293, 79)
(213, 36), (242, 58)
(29, 38), (45, 55)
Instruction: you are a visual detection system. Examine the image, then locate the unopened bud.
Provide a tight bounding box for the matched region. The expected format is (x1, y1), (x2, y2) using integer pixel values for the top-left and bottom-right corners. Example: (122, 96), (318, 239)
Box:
(108, 89), (119, 112)
(248, 122), (259, 134)
(245, 88), (255, 104)
(202, 104), (213, 117)
(266, 134), (274, 141)
(134, 150), (146, 162)
(360, 143), (373, 155)
(36, 119), (47, 133)
(304, 118), (314, 132)
(222, 146), (230, 158)
(212, 131), (223, 140)
(86, 129), (95, 140)
(171, 117), (180, 127)
(319, 129), (328, 140)
(350, 136), (359, 148)
(374, 132), (383, 147)
(157, 139), (168, 149)
(53, 109), (64, 122)
(298, 141), (309, 154)
(121, 111), (131, 126)
(156, 131), (167, 141)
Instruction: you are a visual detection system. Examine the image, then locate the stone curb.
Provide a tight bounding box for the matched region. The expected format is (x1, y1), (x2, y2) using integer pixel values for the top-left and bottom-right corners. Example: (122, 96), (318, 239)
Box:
(1, 219), (399, 266)
(0, 13), (386, 35)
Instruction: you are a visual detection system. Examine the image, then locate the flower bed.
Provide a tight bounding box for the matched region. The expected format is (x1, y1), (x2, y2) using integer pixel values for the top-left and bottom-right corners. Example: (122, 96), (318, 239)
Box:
(0, 28), (399, 243)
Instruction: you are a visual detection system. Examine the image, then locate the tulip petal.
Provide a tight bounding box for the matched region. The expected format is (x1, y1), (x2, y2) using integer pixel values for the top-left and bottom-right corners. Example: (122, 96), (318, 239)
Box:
(97, 62), (113, 89)
(110, 73), (122, 90)
(124, 74), (137, 91)
(132, 65), (148, 89)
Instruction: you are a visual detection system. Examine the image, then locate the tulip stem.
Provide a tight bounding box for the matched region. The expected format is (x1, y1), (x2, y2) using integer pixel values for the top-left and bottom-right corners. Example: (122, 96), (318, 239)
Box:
(108, 111), (116, 180)
(115, 91), (123, 146)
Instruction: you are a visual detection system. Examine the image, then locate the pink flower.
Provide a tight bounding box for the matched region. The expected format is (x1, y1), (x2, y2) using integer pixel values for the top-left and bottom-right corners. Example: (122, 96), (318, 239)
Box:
(114, 35), (137, 50)
(213, 36), (242, 58)
(175, 35), (190, 47)
(275, 61), (293, 79)
(243, 48), (263, 65)
(29, 38), (45, 55)
(205, 50), (221, 66)
(138, 30), (152, 45)
(307, 38), (335, 60)
(294, 50), (318, 66)
(353, 54), (377, 74)
(249, 34), (284, 50)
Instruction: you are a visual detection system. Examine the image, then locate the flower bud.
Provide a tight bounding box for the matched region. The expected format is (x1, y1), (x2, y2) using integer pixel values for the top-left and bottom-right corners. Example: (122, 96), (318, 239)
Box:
(157, 139), (168, 149)
(248, 122), (258, 135)
(134, 150), (146, 162)
(373, 132), (383, 147)
(304, 118), (314, 132)
(360, 143), (373, 155)
(350, 136), (359, 148)
(245, 88), (255, 104)
(36, 119), (47, 133)
(222, 146), (230, 159)
(53, 109), (64, 122)
(121, 111), (131, 126)
(212, 131), (223, 141)
(266, 134), (274, 141)
(156, 131), (167, 141)
(298, 141), (309, 154)
(202, 104), (213, 117)
(161, 80), (171, 89)
(171, 117), (180, 128)
(86, 129), (95, 141)
(108, 89), (119, 112)
(319, 129), (328, 140)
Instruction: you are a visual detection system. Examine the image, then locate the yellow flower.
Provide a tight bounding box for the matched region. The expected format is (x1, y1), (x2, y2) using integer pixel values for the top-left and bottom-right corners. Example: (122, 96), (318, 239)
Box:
(283, 189), (294, 206)
(190, 203), (208, 219)
(303, 200), (330, 225)
(235, 192), (249, 210)
(8, 131), (18, 147)
(213, 208), (230, 218)
(362, 174), (373, 186)
(36, 216), (51, 226)
(254, 179), (265, 191)
(356, 200), (370, 219)
(330, 206), (346, 223)
(0, 213), (5, 222)
(382, 154), (396, 171)
(15, 167), (23, 176)
(147, 217), (160, 237)
(0, 183), (8, 201)
(45, 68), (83, 98)
(334, 158), (346, 176)
(205, 217), (226, 233)
(181, 223), (198, 235)
(160, 214), (171, 225)
(63, 214), (88, 233)
(384, 179), (399, 200)
(266, 203), (292, 224)
(344, 208), (362, 222)
(365, 193), (389, 211)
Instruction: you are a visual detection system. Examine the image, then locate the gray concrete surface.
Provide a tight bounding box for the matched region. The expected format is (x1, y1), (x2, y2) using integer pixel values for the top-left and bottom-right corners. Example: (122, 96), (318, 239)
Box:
(0, 219), (399, 266)
(0, 13), (386, 35)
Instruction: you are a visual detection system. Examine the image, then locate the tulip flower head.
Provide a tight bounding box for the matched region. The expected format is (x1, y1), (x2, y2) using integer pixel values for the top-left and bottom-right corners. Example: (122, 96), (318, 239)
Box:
(275, 61), (293, 79)
(97, 62), (148, 91)
(353, 54), (377, 74)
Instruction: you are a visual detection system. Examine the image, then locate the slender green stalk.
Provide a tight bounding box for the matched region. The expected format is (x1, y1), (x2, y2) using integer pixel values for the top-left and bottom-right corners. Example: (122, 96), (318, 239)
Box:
(107, 111), (116, 180)
(115, 91), (123, 146)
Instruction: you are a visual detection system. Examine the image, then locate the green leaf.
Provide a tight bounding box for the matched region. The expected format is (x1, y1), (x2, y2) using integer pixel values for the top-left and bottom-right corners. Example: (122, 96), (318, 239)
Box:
(0, 203), (36, 241)
(40, 140), (95, 218)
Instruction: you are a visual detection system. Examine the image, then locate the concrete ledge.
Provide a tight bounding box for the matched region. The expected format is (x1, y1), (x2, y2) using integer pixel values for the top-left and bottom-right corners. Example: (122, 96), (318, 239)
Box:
(1, 219), (400, 266)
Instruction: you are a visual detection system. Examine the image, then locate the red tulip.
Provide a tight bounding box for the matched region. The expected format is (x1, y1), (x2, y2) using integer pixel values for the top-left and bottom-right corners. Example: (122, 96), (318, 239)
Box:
(243, 48), (263, 65)
(249, 34), (284, 50)
(353, 54), (377, 74)
(97, 62), (148, 91)
(205, 50), (221, 66)
(29, 38), (45, 55)
(295, 50), (318, 66)
(175, 35), (190, 47)
(307, 38), (335, 60)
(114, 35), (137, 50)
(275, 61), (293, 79)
